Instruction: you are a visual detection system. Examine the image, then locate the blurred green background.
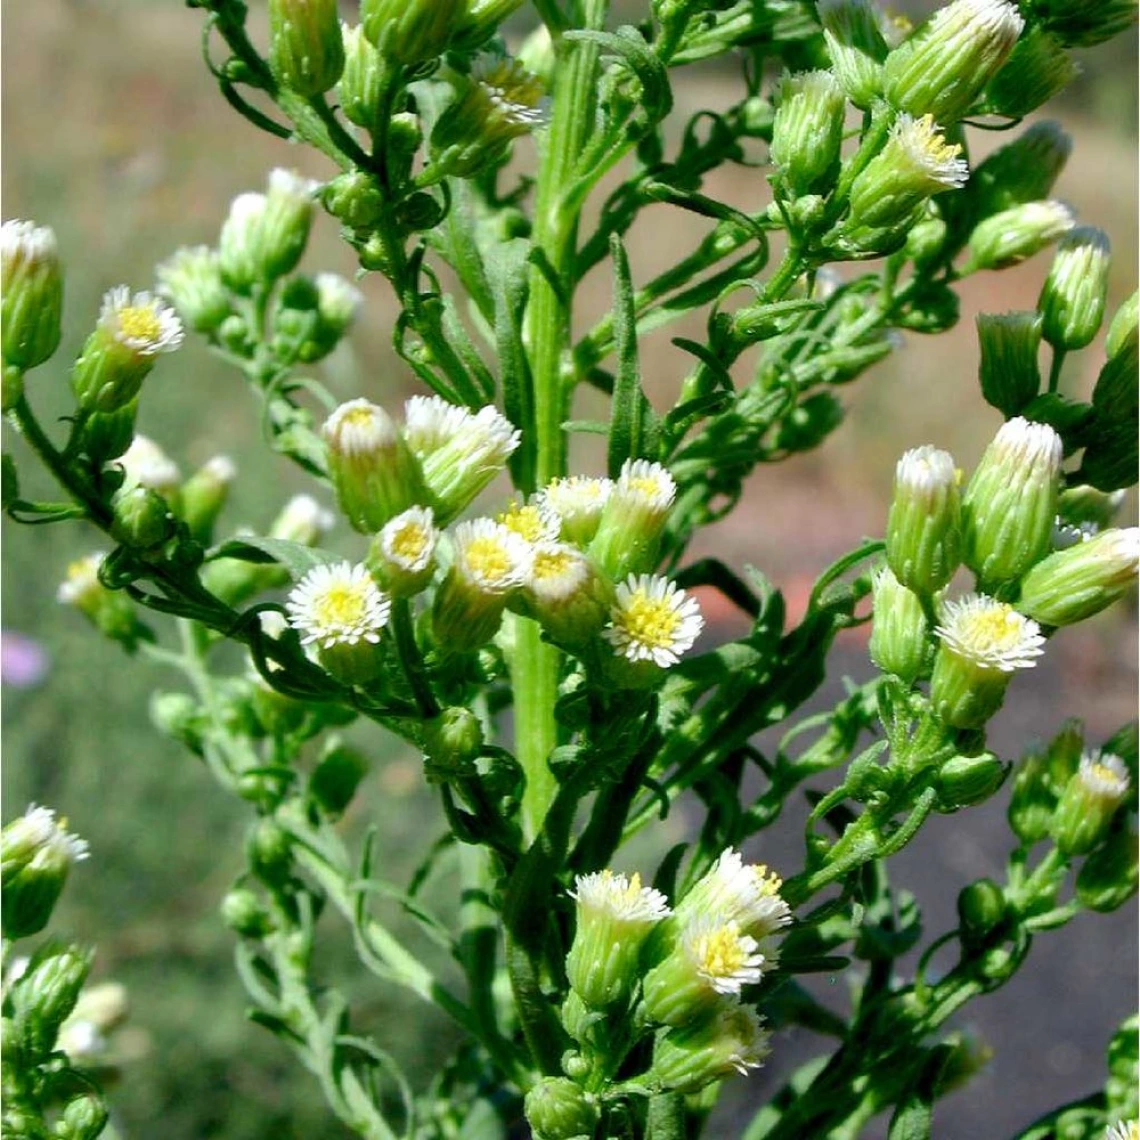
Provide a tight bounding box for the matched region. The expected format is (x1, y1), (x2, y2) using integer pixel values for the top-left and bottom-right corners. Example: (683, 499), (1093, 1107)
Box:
(2, 3), (1136, 1137)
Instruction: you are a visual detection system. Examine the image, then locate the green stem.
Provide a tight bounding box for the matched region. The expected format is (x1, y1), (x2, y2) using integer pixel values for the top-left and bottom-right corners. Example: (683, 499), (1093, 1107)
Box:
(515, 0), (608, 843)
(391, 598), (438, 718)
(1047, 346), (1067, 394)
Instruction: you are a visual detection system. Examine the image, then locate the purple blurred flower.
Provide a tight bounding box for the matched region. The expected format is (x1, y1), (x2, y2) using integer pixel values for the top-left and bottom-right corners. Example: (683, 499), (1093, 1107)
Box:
(1, 631), (49, 688)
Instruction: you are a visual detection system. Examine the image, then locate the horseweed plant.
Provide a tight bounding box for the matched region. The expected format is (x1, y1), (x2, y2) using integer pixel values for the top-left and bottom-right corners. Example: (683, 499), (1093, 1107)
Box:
(3, 0), (1138, 1136)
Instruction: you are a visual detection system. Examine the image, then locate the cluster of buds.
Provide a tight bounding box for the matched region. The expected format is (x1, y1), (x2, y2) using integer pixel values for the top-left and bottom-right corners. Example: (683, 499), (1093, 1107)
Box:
(532, 849), (789, 1136)
(286, 394), (705, 688)
(874, 418), (1138, 731)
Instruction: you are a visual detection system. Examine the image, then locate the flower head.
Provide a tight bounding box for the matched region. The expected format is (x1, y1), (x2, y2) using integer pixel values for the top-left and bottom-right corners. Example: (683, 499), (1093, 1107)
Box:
(677, 849), (792, 940)
(286, 561), (391, 649)
(2, 219), (63, 371)
(271, 494), (335, 544)
(965, 200), (1075, 272)
(498, 497), (561, 545)
(419, 407), (521, 522)
(571, 869), (672, 924)
(2, 804), (89, 939)
(652, 1005), (771, 1092)
(450, 518), (533, 593)
(539, 475), (613, 546)
(57, 553), (107, 608)
(471, 56), (548, 131)
(685, 919), (765, 995)
(117, 435), (182, 496)
(403, 394), (472, 458)
(935, 595), (1044, 673)
(590, 460), (677, 578)
(4, 804), (89, 868)
(1052, 750), (1133, 856)
(605, 574), (704, 668)
(369, 505), (440, 596)
(98, 286), (184, 357)
(1106, 1121), (1139, 1140)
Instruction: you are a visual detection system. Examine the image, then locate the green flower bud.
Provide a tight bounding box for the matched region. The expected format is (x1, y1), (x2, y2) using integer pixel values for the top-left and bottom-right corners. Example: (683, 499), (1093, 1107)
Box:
(1034, 0), (1139, 47)
(430, 58), (547, 179)
(930, 594), (1044, 729)
(1038, 226), (1111, 351)
(360, 0), (464, 65)
(651, 1006), (771, 1094)
(1, 1100), (49, 1140)
(565, 870), (671, 1009)
(976, 312), (1042, 417)
(10, 943), (92, 1060)
(1105, 290), (1138, 361)
(769, 70), (846, 199)
(961, 417), (1062, 587)
(819, 0), (889, 108)
(367, 505), (440, 597)
(885, 445), (962, 595)
(111, 485), (175, 550)
(322, 170), (386, 230)
(221, 887), (272, 938)
(419, 707), (485, 782)
(967, 121), (1072, 219)
(78, 400), (137, 465)
(642, 918), (765, 1026)
(774, 391), (845, 452)
(903, 212), (949, 267)
(285, 561), (391, 686)
(322, 399), (427, 533)
(268, 0), (344, 96)
(337, 23), (384, 129)
(839, 114), (968, 254)
(1077, 823), (1138, 913)
(1017, 528), (1139, 627)
(56, 551), (147, 650)
(247, 818), (294, 884)
(311, 273), (362, 352)
(149, 691), (204, 751)
(1051, 751), (1132, 856)
(962, 200), (1074, 273)
(984, 27), (1078, 117)
(70, 286), (184, 412)
(936, 751), (1007, 811)
(56, 1094), (109, 1140)
(524, 1077), (599, 1140)
(262, 169), (319, 281)
(179, 455), (236, 543)
(882, 0), (1024, 124)
(2, 220), (63, 370)
(869, 567), (931, 682)
(1008, 751), (1058, 845)
(305, 745), (368, 818)
(589, 459), (676, 580)
(155, 246), (232, 334)
(2, 807), (88, 940)
(957, 877), (1007, 946)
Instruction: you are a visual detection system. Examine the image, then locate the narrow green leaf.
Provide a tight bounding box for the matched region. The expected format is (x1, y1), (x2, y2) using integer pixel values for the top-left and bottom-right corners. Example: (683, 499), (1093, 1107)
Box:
(207, 536), (333, 578)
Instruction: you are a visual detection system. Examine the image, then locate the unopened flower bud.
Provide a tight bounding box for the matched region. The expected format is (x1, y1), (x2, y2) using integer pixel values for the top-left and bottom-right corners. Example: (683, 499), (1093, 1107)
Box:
(430, 57), (547, 179)
(519, 543), (614, 647)
(882, 0), (1024, 124)
(361, 0), (463, 65)
(2, 807), (89, 940)
(984, 27), (1078, 117)
(180, 455), (237, 543)
(565, 870), (671, 1008)
(323, 399), (428, 533)
(263, 169), (319, 281)
(221, 887), (271, 938)
(10, 943), (92, 1060)
(886, 445), (962, 595)
(652, 1005), (771, 1093)
(590, 460), (676, 579)
(963, 200), (1074, 273)
(961, 417), (1062, 587)
(286, 561), (391, 685)
(869, 567), (930, 682)
(368, 505), (439, 596)
(71, 286), (183, 412)
(56, 1093), (109, 1140)
(524, 1077), (599, 1140)
(1051, 751), (1132, 856)
(156, 246), (232, 334)
(111, 485), (175, 550)
(2, 220), (63, 370)
(769, 71), (846, 199)
(976, 312), (1042, 417)
(957, 878), (1007, 947)
(931, 594), (1044, 729)
(1105, 290), (1138, 361)
(312, 272), (362, 350)
(322, 170), (386, 230)
(819, 0), (889, 108)
(421, 706), (484, 781)
(79, 400), (137, 465)
(1038, 226), (1111, 351)
(1008, 751), (1057, 845)
(432, 519), (532, 653)
(268, 0), (344, 96)
(338, 23), (383, 129)
(840, 114), (968, 253)
(1017, 528), (1139, 627)
(1035, 0), (1139, 47)
(967, 121), (1072, 218)
(1076, 824), (1138, 913)
(936, 751), (1007, 810)
(150, 691), (203, 752)
(272, 493), (335, 546)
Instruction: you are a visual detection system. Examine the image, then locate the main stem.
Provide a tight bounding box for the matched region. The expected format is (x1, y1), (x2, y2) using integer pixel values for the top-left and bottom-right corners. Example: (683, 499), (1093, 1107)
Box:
(515, 0), (607, 844)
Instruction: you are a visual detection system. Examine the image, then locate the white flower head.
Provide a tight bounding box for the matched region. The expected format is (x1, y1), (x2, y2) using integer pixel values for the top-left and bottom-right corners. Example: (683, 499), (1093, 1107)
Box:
(378, 506), (439, 574)
(528, 542), (593, 604)
(286, 561), (391, 649)
(714, 1005), (772, 1075)
(2, 219), (58, 270)
(896, 445), (957, 498)
(57, 552), (107, 606)
(267, 167), (322, 200)
(683, 918), (766, 996)
(988, 416), (1063, 472)
(315, 272), (364, 326)
(498, 496), (562, 545)
(117, 434), (182, 495)
(934, 594), (1045, 672)
(271, 494), (336, 544)
(681, 848), (792, 938)
(98, 285), (184, 356)
(403, 395), (472, 458)
(322, 398), (400, 456)
(199, 455), (237, 485)
(1076, 751), (1131, 804)
(13, 804), (90, 864)
(227, 191), (268, 228)
(571, 869), (671, 923)
(456, 404), (522, 468)
(539, 475), (613, 543)
(890, 114), (970, 190)
(605, 574), (704, 668)
(450, 518), (533, 593)
(471, 56), (549, 130)
(615, 459), (676, 516)
(1105, 1121), (1139, 1140)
